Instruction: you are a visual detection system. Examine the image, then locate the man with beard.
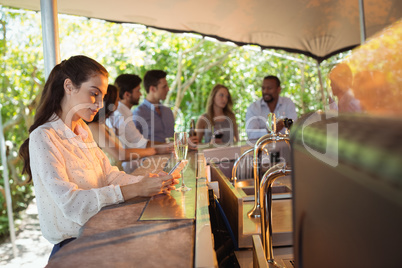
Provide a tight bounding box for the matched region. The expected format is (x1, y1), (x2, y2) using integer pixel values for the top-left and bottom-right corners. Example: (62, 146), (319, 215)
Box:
(106, 74), (149, 149)
(245, 75), (297, 140)
(106, 74), (171, 169)
(133, 70), (175, 143)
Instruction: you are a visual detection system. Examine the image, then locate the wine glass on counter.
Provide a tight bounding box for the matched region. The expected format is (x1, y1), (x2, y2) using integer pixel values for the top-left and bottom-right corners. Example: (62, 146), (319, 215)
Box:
(214, 126), (224, 139)
(174, 132), (191, 191)
(210, 124), (224, 145)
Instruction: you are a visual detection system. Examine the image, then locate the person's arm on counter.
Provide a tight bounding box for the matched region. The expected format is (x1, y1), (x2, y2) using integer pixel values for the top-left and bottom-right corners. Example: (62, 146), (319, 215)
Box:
(120, 173), (179, 199)
(90, 122), (157, 160)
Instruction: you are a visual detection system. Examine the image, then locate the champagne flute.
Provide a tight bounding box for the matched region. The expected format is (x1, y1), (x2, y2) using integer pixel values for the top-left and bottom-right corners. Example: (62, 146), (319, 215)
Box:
(266, 113), (276, 134)
(174, 132), (191, 191)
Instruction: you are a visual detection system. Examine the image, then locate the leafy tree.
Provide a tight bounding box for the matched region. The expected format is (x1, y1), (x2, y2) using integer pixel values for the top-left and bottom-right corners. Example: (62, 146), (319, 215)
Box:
(0, 7), (43, 239)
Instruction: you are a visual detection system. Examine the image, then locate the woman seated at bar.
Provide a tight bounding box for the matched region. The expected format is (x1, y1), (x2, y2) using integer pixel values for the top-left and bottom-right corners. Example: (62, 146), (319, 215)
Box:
(196, 84), (239, 144)
(18, 55), (179, 260)
(88, 84), (166, 173)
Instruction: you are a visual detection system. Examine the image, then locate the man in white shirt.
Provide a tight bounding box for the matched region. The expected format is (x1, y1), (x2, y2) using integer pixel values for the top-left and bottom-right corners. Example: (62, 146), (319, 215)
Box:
(106, 74), (149, 149)
(245, 75), (297, 140)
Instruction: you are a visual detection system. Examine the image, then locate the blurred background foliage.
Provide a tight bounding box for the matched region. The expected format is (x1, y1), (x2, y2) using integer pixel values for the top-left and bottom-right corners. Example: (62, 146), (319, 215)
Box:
(0, 6), (349, 239)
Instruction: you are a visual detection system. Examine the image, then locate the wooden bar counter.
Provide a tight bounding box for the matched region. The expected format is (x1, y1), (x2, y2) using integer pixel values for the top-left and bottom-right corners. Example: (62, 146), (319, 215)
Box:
(47, 152), (217, 268)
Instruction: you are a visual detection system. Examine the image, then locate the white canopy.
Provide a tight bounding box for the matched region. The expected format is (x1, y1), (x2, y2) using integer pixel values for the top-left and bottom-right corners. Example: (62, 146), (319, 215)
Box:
(1, 0), (401, 62)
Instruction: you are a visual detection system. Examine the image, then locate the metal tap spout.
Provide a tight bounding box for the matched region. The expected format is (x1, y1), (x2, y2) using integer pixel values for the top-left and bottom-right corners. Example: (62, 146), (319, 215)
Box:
(260, 164), (291, 267)
(248, 113), (291, 218)
(231, 148), (254, 183)
(231, 147), (269, 183)
(247, 133), (276, 218)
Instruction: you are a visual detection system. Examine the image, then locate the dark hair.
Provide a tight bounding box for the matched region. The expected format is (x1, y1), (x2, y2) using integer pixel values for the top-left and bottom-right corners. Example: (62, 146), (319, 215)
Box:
(19, 55), (108, 182)
(263, 75), (281, 87)
(91, 84), (119, 123)
(114, 74), (142, 99)
(143, 70), (167, 93)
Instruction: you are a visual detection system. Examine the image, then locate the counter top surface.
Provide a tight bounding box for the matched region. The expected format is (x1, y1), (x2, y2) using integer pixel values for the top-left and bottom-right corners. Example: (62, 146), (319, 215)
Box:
(47, 197), (194, 267)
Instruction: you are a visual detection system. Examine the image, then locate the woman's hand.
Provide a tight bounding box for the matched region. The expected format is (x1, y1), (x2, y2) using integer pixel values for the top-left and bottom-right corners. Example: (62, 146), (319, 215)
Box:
(121, 172), (180, 200)
(149, 172), (180, 195)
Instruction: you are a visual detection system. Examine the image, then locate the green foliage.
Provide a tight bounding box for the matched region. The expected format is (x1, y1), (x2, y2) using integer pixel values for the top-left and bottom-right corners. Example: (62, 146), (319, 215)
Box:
(0, 6), (347, 239)
(0, 6), (40, 239)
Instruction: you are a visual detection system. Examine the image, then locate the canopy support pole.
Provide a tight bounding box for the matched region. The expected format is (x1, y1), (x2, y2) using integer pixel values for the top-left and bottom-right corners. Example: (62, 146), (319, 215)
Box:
(40, 0), (60, 79)
(359, 0), (366, 44)
(0, 105), (17, 258)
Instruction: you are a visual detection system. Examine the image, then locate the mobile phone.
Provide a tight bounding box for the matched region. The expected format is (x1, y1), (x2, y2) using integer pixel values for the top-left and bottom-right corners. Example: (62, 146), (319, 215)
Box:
(168, 160), (188, 175)
(168, 160), (182, 175)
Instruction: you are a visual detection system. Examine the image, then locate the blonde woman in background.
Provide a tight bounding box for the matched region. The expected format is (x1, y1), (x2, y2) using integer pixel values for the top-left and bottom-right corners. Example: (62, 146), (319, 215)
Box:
(196, 84), (239, 144)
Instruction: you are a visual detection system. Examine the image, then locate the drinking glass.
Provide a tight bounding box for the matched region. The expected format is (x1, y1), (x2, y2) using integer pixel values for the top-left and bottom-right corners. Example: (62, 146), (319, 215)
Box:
(174, 132), (191, 191)
(214, 124), (224, 139)
(266, 113), (277, 133)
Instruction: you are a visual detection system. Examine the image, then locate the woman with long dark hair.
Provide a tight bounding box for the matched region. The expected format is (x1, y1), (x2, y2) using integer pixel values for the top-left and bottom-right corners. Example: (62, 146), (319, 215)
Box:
(196, 84), (239, 144)
(19, 55), (178, 259)
(88, 84), (160, 173)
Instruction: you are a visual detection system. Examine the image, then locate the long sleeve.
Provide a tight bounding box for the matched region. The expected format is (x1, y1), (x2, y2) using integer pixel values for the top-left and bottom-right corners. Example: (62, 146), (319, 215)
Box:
(246, 101), (268, 140)
(96, 145), (144, 185)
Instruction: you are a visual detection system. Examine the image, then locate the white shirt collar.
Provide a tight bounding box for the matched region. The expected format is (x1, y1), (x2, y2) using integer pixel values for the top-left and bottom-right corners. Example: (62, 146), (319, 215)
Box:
(117, 101), (132, 116)
(49, 114), (89, 140)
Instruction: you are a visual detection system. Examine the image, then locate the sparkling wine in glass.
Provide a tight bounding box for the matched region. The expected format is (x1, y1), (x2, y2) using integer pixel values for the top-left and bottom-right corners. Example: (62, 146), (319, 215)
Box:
(266, 113), (276, 134)
(174, 132), (191, 191)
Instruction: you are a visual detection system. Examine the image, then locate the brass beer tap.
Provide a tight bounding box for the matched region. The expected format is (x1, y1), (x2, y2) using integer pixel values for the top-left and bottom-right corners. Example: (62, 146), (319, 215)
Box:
(259, 164), (292, 267)
(248, 113), (291, 218)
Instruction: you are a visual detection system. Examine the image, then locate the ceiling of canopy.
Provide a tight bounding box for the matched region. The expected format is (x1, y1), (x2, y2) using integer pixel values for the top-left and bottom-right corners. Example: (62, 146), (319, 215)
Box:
(1, 0), (401, 62)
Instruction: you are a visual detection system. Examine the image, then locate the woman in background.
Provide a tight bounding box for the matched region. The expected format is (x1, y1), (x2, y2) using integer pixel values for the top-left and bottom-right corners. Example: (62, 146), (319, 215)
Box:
(196, 84), (239, 144)
(88, 84), (161, 173)
(19, 55), (178, 260)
